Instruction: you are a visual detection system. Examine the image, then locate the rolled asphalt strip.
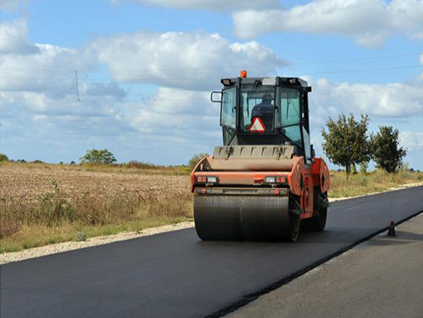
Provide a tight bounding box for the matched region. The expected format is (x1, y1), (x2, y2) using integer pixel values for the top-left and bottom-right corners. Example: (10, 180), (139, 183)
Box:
(225, 212), (423, 318)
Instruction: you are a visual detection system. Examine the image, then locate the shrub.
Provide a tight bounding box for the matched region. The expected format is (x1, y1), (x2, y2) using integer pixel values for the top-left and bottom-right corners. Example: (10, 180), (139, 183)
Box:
(0, 153), (9, 162)
(126, 160), (159, 169)
(80, 149), (116, 164)
(188, 153), (209, 169)
(74, 231), (87, 242)
(360, 162), (369, 174)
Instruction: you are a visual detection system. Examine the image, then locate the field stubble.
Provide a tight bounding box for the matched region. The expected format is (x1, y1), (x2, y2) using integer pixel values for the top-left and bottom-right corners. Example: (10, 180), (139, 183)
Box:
(0, 163), (192, 252)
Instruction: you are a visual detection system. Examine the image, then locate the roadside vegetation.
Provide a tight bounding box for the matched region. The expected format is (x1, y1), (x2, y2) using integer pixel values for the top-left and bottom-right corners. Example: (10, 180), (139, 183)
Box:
(0, 153), (9, 162)
(329, 168), (422, 198)
(0, 160), (193, 253)
(1, 160), (422, 253)
(322, 113), (407, 179)
(1, 128), (421, 254)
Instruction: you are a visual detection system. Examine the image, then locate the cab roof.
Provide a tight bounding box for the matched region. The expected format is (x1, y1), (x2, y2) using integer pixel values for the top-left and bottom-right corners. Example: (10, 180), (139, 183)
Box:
(221, 76), (310, 91)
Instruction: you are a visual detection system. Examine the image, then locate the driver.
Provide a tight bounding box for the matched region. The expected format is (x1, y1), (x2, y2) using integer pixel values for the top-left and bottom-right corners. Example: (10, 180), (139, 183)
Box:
(251, 93), (274, 131)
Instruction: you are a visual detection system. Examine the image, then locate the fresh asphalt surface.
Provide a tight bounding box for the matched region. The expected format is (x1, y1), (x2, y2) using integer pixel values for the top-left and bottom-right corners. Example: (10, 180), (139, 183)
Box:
(1, 186), (423, 318)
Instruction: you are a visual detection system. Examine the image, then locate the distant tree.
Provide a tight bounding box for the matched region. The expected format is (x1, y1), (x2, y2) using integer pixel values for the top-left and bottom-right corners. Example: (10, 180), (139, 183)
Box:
(188, 152), (209, 169)
(371, 126), (406, 173)
(0, 153), (9, 162)
(80, 149), (117, 164)
(321, 114), (371, 179)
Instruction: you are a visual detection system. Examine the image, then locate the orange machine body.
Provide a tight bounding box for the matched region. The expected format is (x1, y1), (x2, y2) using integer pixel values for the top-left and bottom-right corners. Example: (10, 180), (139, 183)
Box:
(191, 156), (330, 220)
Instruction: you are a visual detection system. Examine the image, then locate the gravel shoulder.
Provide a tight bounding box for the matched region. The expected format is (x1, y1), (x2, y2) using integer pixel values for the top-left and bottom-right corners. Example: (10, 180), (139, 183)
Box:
(2, 181), (423, 265)
(226, 213), (423, 318)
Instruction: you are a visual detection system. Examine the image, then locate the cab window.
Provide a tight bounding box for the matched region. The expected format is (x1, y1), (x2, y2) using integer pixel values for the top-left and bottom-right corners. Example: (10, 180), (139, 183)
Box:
(221, 88), (236, 128)
(278, 88), (302, 148)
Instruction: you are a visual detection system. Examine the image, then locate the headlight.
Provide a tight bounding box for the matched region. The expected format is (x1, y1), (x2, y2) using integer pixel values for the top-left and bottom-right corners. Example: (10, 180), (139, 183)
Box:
(207, 176), (217, 183)
(265, 176), (276, 183)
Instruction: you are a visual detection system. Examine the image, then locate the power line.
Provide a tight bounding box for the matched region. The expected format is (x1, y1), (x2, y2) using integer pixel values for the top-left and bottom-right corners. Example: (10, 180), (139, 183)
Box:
(2, 84), (423, 103)
(1, 64), (422, 81)
(301, 64), (423, 76)
(0, 53), (420, 73)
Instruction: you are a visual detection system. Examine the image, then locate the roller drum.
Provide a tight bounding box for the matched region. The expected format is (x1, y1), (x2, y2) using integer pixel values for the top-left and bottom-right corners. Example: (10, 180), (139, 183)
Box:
(194, 195), (297, 241)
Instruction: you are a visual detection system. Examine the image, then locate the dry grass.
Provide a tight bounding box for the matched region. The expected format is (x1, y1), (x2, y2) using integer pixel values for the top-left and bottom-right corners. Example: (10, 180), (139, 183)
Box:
(0, 162), (192, 253)
(329, 169), (423, 198)
(1, 162), (422, 253)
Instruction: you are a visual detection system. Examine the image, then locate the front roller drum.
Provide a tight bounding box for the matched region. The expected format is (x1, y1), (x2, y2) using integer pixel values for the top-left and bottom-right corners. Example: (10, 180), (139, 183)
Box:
(194, 195), (300, 241)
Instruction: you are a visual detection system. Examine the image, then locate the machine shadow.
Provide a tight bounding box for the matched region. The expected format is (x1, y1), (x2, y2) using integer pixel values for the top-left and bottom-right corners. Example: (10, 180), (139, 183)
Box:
(363, 230), (423, 246)
(192, 226), (387, 246)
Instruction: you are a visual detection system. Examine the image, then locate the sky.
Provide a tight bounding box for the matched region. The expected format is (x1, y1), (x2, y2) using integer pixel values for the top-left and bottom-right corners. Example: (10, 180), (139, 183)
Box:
(1, 0), (423, 170)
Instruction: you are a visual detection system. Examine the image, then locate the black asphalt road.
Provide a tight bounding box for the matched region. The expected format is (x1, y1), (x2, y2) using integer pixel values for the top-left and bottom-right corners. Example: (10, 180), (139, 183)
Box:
(1, 186), (423, 318)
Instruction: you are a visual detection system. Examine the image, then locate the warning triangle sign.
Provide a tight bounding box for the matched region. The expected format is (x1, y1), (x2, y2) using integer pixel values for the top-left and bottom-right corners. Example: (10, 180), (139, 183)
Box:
(249, 117), (265, 133)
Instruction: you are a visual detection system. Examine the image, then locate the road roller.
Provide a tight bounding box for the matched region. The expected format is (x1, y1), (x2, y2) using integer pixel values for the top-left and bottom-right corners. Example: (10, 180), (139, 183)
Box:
(191, 71), (330, 242)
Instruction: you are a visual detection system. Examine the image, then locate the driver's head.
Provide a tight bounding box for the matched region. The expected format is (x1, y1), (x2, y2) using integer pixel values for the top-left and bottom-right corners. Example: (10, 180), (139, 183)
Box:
(262, 93), (272, 104)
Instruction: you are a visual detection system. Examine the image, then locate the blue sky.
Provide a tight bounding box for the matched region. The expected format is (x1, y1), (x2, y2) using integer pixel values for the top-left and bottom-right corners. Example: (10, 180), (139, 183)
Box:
(1, 0), (423, 169)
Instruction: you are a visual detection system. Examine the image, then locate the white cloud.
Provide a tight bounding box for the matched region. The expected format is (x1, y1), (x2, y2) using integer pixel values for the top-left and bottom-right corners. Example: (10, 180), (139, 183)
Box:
(126, 87), (220, 142)
(0, 0), (27, 12)
(0, 19), (228, 159)
(0, 20), (39, 55)
(89, 31), (287, 91)
(1, 86), (125, 117)
(400, 131), (423, 150)
(0, 20), (97, 97)
(111, 0), (281, 12)
(304, 77), (423, 118)
(233, 0), (423, 48)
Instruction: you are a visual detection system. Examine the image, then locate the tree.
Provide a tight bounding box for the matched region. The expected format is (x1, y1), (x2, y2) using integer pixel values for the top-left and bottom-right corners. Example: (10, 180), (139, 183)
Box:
(188, 152), (209, 169)
(80, 149), (116, 164)
(321, 114), (371, 179)
(0, 153), (9, 162)
(371, 126), (406, 173)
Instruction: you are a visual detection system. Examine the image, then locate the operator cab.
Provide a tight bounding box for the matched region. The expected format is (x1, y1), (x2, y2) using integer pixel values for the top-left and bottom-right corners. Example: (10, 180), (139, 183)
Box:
(211, 71), (313, 163)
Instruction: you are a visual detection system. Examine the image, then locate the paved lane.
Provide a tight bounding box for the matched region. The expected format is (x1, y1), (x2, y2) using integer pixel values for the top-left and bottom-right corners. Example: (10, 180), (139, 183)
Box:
(1, 186), (423, 318)
(226, 213), (423, 318)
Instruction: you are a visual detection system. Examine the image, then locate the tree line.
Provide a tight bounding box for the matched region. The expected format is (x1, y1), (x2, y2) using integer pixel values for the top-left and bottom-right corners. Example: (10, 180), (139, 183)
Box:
(321, 113), (406, 179)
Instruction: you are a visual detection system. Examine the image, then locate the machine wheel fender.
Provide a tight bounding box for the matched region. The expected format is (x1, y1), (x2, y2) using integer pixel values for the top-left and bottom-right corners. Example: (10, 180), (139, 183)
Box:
(320, 160), (330, 194)
(288, 157), (305, 196)
(190, 156), (212, 192)
(310, 158), (330, 194)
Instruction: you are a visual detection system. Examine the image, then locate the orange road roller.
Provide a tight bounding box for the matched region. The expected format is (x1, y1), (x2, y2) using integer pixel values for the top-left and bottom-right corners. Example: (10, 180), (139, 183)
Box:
(191, 71), (330, 242)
